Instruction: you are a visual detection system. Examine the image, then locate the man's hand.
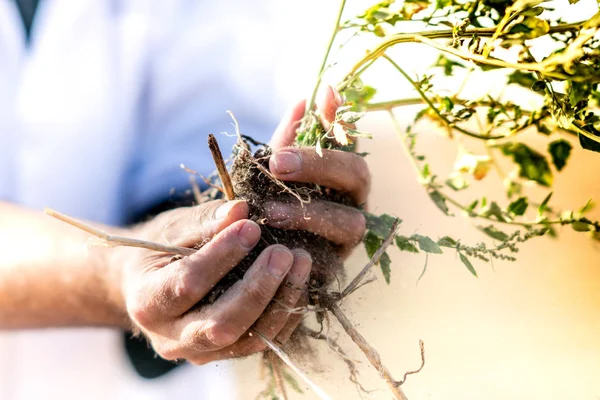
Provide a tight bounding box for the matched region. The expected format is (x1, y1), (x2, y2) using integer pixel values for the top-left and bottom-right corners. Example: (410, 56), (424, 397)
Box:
(267, 85), (370, 259)
(118, 200), (312, 365)
(119, 86), (370, 365)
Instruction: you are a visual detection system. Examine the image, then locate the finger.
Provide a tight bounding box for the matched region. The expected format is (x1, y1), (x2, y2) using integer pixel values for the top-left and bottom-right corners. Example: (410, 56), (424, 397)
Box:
(269, 147), (370, 206)
(273, 291), (308, 346)
(264, 200), (365, 252)
(128, 219), (261, 325)
(197, 249), (312, 360)
(270, 99), (307, 150)
(179, 245), (295, 351)
(251, 249), (311, 339)
(160, 200), (249, 248)
(316, 85), (344, 131)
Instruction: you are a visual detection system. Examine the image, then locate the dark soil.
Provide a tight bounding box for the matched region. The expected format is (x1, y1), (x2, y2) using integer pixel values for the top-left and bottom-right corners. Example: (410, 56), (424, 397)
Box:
(197, 138), (354, 309)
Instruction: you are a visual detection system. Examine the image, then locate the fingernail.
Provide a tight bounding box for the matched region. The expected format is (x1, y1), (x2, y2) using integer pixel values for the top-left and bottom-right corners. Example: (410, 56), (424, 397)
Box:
(331, 85), (343, 105)
(268, 247), (294, 278)
(272, 151), (301, 174)
(292, 250), (312, 282)
(238, 221), (261, 248)
(214, 201), (237, 219)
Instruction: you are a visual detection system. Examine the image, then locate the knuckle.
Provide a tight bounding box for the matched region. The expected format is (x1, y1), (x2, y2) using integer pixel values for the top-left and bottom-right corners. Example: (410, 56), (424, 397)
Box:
(153, 342), (180, 361)
(171, 264), (203, 305)
(349, 210), (367, 242)
(193, 200), (222, 222)
(189, 356), (210, 366)
(354, 156), (371, 191)
(244, 279), (275, 307)
(127, 298), (154, 328)
(204, 321), (242, 349)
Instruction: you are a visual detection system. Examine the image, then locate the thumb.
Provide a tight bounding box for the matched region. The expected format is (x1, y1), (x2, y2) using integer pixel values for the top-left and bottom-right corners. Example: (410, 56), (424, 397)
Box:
(270, 99), (307, 150)
(160, 200), (249, 248)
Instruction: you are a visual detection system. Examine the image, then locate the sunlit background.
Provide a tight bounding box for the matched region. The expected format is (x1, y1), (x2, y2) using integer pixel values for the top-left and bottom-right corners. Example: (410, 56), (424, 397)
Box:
(233, 0), (600, 399)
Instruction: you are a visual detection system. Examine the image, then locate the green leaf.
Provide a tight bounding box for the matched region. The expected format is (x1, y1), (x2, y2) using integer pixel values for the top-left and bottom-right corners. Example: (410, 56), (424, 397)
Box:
(343, 79), (377, 111)
(438, 236), (458, 247)
(572, 221), (591, 232)
(428, 190), (451, 215)
(507, 16), (549, 39)
(531, 80), (546, 92)
(521, 6), (544, 16)
(482, 201), (507, 222)
(341, 112), (365, 124)
(395, 235), (419, 253)
(459, 252), (478, 277)
(478, 225), (510, 241)
(363, 231), (382, 259)
(380, 252), (392, 284)
(412, 234), (443, 254)
(434, 54), (465, 76)
(508, 197), (528, 216)
(365, 213), (400, 239)
(501, 142), (553, 187)
(467, 199), (479, 214)
(578, 129), (600, 153)
(538, 192), (553, 216)
(579, 198), (595, 214)
(548, 139), (572, 171)
(507, 71), (537, 89)
(446, 174), (469, 191)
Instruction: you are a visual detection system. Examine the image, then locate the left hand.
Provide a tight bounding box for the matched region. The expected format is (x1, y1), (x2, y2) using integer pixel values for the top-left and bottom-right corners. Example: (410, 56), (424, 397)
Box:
(266, 85), (370, 259)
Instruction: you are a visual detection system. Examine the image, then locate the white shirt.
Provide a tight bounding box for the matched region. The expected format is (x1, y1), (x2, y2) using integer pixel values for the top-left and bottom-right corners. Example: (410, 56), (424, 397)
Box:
(0, 1), (284, 398)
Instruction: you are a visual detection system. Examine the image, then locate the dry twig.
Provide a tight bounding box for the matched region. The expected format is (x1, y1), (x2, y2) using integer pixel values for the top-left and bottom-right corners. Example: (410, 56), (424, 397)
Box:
(327, 302), (409, 400)
(45, 208), (194, 256)
(208, 134), (235, 200)
(340, 218), (400, 298)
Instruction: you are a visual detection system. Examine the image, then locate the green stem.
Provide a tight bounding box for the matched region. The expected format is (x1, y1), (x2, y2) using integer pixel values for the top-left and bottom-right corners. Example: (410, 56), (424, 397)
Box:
(570, 123), (600, 145)
(386, 110), (581, 230)
(366, 97), (535, 114)
(388, 109), (424, 177)
(382, 54), (505, 140)
(306, 0), (347, 115)
(337, 20), (589, 91)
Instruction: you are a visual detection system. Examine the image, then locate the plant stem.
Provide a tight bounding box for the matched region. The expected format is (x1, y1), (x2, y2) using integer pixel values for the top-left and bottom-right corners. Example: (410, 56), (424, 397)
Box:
(382, 54), (505, 140)
(306, 0), (347, 115)
(340, 217), (400, 298)
(337, 20), (589, 91)
(208, 134), (235, 200)
(328, 303), (409, 400)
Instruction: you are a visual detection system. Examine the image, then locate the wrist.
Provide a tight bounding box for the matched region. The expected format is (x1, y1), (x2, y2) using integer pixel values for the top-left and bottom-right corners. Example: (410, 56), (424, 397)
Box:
(95, 227), (134, 330)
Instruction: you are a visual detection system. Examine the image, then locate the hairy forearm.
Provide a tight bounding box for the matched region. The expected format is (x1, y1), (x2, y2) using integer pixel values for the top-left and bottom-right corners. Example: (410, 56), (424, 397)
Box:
(0, 202), (129, 329)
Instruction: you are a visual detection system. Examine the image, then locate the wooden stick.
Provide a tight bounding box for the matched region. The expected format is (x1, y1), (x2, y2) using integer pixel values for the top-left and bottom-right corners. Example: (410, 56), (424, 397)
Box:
(341, 218), (400, 298)
(328, 303), (408, 400)
(45, 208), (195, 257)
(208, 134), (235, 200)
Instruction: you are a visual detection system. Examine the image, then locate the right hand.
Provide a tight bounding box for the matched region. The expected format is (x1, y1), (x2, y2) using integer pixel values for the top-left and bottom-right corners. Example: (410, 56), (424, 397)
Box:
(115, 200), (312, 365)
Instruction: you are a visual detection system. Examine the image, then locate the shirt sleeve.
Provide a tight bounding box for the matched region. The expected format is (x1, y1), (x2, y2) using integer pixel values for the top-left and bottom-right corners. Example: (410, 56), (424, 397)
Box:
(123, 1), (282, 221)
